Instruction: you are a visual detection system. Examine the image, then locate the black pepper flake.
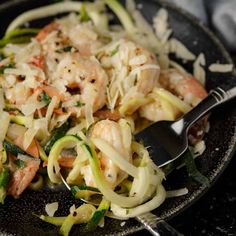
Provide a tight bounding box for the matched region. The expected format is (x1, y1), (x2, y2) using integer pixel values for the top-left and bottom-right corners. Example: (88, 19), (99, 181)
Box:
(73, 211), (77, 217)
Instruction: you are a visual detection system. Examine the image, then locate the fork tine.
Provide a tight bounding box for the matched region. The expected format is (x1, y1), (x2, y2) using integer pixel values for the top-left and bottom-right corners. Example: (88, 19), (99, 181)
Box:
(137, 212), (159, 227)
(136, 213), (183, 236)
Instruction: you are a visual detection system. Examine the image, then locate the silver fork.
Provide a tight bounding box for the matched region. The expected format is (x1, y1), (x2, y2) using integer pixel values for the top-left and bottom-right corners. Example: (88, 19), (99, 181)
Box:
(135, 86), (236, 167)
(136, 212), (183, 236)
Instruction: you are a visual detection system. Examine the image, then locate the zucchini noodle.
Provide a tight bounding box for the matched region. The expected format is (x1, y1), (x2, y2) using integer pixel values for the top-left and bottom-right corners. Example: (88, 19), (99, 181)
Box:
(6, 1), (83, 33)
(110, 184), (166, 218)
(84, 143), (153, 208)
(47, 135), (83, 183)
(91, 138), (138, 178)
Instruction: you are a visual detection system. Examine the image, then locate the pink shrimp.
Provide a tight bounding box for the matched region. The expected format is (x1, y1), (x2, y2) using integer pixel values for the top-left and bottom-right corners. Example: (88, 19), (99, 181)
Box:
(8, 156), (40, 198)
(98, 38), (160, 114)
(159, 68), (208, 107)
(140, 68), (208, 144)
(81, 119), (131, 188)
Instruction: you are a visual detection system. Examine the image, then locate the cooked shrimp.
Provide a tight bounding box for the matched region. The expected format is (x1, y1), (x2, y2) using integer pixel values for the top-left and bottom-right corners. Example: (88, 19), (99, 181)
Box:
(140, 68), (208, 122)
(81, 119), (131, 188)
(98, 38), (160, 113)
(159, 68), (208, 107)
(35, 22), (59, 42)
(140, 68), (208, 144)
(35, 20), (108, 117)
(54, 55), (108, 116)
(38, 20), (103, 78)
(139, 91), (179, 122)
(8, 156), (40, 197)
(65, 22), (103, 57)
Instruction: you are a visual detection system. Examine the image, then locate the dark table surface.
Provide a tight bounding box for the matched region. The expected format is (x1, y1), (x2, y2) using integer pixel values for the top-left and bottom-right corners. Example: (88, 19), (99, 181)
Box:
(134, 55), (236, 236)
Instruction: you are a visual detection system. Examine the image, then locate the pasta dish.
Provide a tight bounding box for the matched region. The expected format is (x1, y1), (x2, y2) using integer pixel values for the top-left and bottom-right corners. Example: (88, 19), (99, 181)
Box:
(0, 0), (214, 235)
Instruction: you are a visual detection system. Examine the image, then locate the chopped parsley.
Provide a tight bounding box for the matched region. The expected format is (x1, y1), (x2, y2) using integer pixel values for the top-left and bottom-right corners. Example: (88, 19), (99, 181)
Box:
(110, 45), (120, 57)
(40, 91), (51, 104)
(0, 52), (5, 61)
(56, 46), (73, 53)
(0, 62), (15, 75)
(75, 101), (85, 107)
(14, 159), (25, 169)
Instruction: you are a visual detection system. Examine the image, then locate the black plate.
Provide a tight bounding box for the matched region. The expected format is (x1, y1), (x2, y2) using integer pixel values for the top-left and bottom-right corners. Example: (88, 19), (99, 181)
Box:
(0, 1), (236, 235)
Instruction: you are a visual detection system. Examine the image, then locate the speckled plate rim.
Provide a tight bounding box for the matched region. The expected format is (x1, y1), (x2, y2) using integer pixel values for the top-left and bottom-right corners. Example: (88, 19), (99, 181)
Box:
(0, 0), (235, 235)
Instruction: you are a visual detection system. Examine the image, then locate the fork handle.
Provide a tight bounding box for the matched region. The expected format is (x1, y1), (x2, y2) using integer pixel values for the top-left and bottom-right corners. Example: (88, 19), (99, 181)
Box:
(182, 86), (236, 128)
(144, 219), (183, 236)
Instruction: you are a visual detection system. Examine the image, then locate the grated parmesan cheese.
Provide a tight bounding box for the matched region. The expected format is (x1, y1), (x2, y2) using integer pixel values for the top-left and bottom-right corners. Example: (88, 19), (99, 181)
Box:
(166, 188), (189, 198)
(46, 96), (58, 123)
(45, 202), (59, 217)
(208, 63), (233, 73)
(193, 53), (206, 85)
(169, 38), (196, 61)
(153, 8), (172, 42)
(23, 127), (38, 150)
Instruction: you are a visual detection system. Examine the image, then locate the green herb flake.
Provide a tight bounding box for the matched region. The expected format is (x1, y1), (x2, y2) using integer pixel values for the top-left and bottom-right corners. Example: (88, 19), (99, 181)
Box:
(0, 62), (15, 75)
(0, 169), (10, 188)
(40, 91), (51, 104)
(56, 46), (73, 53)
(110, 44), (120, 56)
(14, 159), (25, 169)
(0, 53), (5, 61)
(75, 101), (85, 107)
(82, 127), (87, 134)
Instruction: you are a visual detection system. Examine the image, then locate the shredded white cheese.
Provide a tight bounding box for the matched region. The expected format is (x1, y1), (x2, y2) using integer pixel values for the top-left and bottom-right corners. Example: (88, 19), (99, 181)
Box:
(23, 127), (38, 150)
(208, 63), (233, 73)
(193, 53), (206, 85)
(166, 188), (189, 198)
(45, 202), (59, 217)
(46, 96), (58, 123)
(169, 38), (196, 61)
(153, 8), (172, 42)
